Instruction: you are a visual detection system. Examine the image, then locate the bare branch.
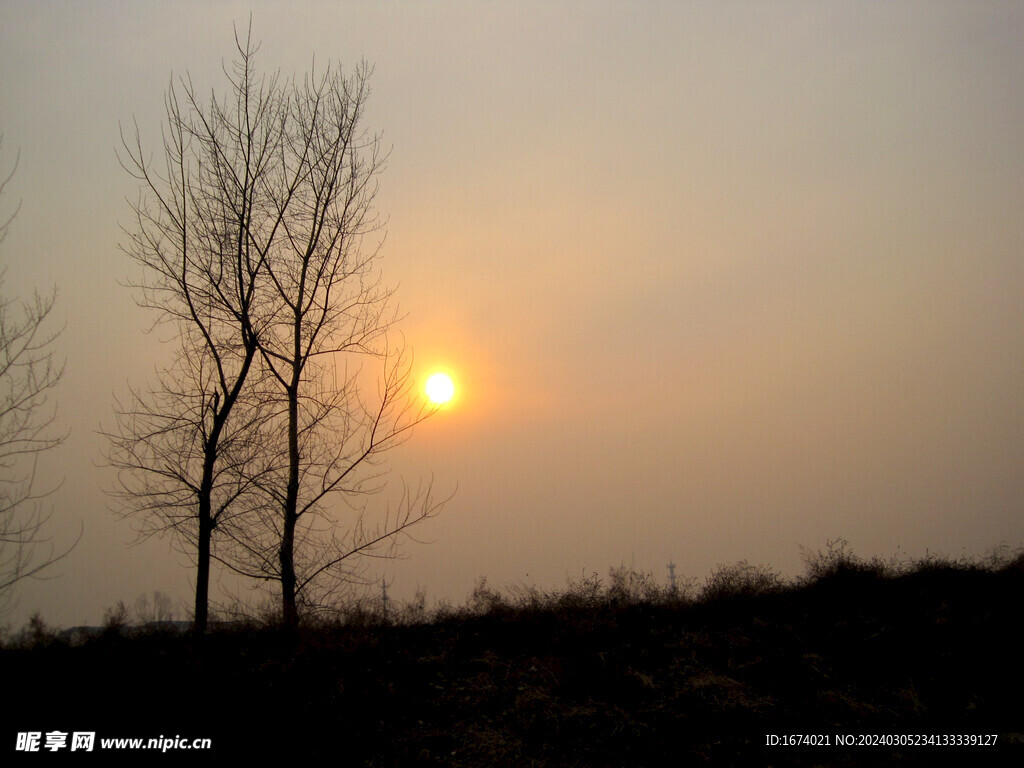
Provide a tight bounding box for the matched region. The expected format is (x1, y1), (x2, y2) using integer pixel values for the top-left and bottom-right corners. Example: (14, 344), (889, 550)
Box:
(0, 140), (72, 615)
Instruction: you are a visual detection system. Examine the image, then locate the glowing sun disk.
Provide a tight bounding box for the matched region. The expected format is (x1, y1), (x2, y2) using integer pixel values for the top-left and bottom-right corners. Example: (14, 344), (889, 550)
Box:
(425, 372), (455, 405)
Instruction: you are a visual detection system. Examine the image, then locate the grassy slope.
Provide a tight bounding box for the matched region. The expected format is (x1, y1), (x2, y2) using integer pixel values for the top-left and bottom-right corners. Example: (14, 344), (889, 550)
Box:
(4, 558), (1024, 765)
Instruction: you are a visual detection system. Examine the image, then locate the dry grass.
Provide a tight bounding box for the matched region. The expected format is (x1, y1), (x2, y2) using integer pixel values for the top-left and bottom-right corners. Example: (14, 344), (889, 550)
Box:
(4, 544), (1024, 765)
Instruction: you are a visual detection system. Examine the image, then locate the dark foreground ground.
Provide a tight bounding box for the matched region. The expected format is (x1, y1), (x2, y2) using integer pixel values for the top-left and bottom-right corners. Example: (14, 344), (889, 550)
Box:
(4, 556), (1024, 765)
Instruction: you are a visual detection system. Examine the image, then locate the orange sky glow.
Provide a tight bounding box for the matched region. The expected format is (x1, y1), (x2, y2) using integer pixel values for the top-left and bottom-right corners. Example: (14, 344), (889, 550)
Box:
(1, 1), (1023, 627)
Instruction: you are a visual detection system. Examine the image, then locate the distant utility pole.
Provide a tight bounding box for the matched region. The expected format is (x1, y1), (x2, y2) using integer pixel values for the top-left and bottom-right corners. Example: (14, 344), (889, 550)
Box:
(381, 578), (389, 625)
(667, 560), (678, 595)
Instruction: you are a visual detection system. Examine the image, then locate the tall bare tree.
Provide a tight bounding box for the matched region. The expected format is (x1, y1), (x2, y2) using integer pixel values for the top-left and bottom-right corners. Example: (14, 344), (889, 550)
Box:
(109, 27), (443, 630)
(218, 47), (442, 628)
(107, 30), (288, 633)
(0, 139), (73, 615)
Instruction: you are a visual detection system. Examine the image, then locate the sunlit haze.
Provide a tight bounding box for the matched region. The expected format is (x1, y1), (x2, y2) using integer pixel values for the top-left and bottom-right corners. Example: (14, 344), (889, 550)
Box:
(1, 1), (1022, 629)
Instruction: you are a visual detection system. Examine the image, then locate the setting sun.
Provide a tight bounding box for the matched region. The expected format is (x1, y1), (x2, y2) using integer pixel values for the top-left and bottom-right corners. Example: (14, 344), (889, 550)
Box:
(425, 372), (456, 405)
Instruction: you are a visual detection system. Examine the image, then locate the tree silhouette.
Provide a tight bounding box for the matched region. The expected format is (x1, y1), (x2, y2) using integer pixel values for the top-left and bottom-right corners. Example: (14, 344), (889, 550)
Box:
(108, 25), (443, 630)
(106, 29), (287, 632)
(0, 139), (74, 615)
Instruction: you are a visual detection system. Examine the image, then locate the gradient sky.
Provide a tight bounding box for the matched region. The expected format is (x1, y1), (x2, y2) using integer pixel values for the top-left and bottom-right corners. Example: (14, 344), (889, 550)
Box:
(1, 1), (1022, 628)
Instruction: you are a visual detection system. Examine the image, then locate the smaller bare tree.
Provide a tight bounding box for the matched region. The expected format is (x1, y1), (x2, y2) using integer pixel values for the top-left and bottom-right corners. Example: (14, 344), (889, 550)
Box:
(134, 590), (175, 624)
(0, 139), (74, 615)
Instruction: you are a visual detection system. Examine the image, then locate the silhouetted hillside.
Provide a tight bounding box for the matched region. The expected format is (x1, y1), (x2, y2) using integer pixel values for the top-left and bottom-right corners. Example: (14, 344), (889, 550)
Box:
(4, 548), (1024, 765)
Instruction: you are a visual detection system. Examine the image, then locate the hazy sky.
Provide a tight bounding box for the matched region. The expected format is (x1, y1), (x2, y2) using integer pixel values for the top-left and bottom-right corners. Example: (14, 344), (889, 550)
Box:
(1, 1), (1022, 628)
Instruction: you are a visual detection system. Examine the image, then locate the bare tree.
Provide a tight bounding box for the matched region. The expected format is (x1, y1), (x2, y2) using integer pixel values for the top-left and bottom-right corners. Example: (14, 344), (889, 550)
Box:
(134, 589), (175, 624)
(109, 27), (443, 631)
(105, 28), (290, 633)
(105, 350), (270, 633)
(215, 45), (443, 628)
(0, 139), (73, 615)
(226, 342), (443, 625)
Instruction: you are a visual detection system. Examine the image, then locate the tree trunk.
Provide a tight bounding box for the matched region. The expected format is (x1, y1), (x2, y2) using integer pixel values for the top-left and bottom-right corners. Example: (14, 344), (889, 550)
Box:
(194, 509), (211, 634)
(280, 511), (298, 628)
(281, 376), (301, 628)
